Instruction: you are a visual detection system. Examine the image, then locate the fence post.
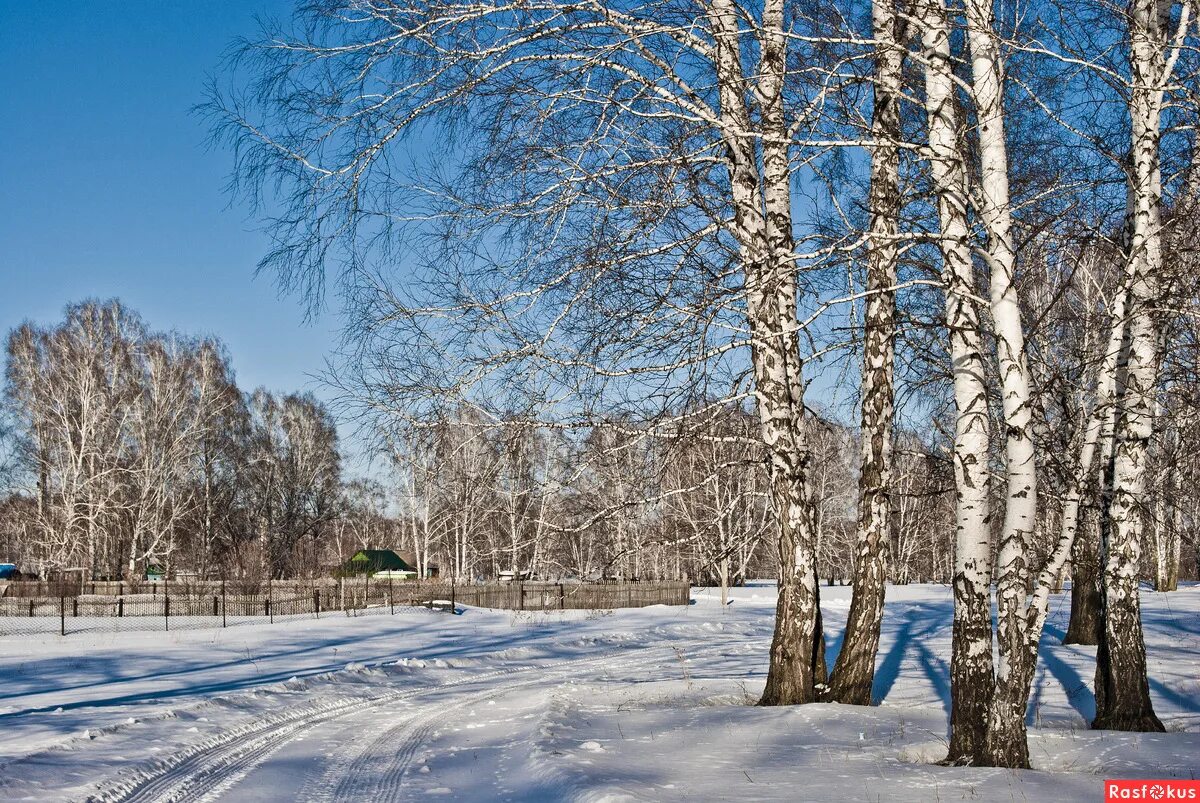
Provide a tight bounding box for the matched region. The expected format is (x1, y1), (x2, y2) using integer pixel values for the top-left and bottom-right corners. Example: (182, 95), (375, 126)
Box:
(389, 577), (394, 615)
(213, 595), (219, 618)
(222, 583), (227, 628)
(28, 599), (34, 618)
(118, 597), (124, 618)
(165, 593), (170, 632)
(519, 582), (525, 611)
(451, 578), (456, 611)
(314, 588), (321, 619)
(558, 583), (564, 610)
(60, 595), (65, 636)
(73, 597), (79, 618)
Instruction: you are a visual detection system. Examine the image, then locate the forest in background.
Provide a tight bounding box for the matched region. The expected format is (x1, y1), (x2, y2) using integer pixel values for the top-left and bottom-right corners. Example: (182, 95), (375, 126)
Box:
(3, 0), (1200, 771)
(1, 297), (1194, 596)
(0, 299), (960, 587)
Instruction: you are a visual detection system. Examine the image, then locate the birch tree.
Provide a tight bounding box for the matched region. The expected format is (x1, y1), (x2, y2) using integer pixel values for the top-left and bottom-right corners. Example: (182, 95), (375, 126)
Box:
(5, 302), (141, 577)
(1093, 0), (1195, 734)
(916, 0), (996, 762)
(206, 0), (883, 703)
(826, 0), (905, 706)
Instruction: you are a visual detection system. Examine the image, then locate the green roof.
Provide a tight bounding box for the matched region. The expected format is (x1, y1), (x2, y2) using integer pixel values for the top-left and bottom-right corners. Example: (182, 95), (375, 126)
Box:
(345, 550), (416, 573)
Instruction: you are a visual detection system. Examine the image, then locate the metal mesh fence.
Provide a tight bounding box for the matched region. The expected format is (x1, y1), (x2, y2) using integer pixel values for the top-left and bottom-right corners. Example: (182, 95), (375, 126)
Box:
(0, 580), (691, 637)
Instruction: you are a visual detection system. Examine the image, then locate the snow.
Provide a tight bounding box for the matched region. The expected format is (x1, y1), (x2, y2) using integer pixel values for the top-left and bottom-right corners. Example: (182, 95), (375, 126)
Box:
(0, 583), (1196, 801)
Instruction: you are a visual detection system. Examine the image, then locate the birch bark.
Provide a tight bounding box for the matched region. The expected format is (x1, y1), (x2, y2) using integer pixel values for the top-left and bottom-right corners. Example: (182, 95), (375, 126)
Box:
(918, 0), (995, 764)
(827, 0), (903, 706)
(958, 0), (1043, 765)
(758, 0), (824, 706)
(1151, 398), (1181, 592)
(707, 0), (823, 705)
(1070, 312), (1123, 643)
(1093, 0), (1187, 734)
(1066, 303), (1128, 647)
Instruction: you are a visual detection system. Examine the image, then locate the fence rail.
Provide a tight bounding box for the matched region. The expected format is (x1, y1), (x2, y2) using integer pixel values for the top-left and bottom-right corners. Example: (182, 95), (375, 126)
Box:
(0, 580), (691, 637)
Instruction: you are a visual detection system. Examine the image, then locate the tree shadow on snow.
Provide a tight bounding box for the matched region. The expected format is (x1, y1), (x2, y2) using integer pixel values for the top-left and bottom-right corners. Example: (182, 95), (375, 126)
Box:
(1032, 623), (1095, 724)
(869, 605), (951, 716)
(0, 615), (584, 723)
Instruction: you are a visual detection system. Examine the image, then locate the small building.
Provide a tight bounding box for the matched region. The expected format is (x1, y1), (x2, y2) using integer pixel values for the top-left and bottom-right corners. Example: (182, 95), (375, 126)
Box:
(498, 570), (531, 583)
(397, 551), (440, 579)
(341, 549), (418, 578)
(372, 569), (417, 580)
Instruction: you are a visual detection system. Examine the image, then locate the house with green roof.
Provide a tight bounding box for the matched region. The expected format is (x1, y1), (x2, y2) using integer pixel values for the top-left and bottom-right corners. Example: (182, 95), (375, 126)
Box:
(340, 549), (418, 579)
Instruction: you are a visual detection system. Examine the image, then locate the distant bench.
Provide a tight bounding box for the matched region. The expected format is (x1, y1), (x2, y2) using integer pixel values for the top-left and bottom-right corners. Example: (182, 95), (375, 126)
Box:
(424, 599), (459, 614)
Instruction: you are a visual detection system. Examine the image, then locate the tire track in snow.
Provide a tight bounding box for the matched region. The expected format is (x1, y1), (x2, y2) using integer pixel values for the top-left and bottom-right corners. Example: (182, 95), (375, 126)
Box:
(84, 689), (379, 803)
(301, 636), (734, 803)
(83, 643), (674, 803)
(301, 656), (630, 803)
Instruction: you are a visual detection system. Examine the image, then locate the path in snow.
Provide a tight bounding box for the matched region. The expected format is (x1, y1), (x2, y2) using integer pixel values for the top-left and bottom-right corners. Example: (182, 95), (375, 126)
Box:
(0, 584), (1196, 801)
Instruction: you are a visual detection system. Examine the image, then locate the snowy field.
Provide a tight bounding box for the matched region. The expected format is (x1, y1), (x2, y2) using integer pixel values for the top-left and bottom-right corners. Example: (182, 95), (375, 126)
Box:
(0, 584), (1196, 802)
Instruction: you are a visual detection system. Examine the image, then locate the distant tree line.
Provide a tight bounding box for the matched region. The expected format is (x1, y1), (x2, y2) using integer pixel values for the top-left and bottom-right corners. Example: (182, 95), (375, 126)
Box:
(0, 300), (960, 588)
(0, 300), (340, 582)
(385, 405), (956, 592)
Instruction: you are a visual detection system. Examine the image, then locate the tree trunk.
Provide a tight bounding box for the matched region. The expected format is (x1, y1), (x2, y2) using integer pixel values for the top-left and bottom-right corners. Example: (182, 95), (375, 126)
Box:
(1093, 562), (1163, 731)
(1153, 444), (1180, 591)
(1066, 299), (1128, 644)
(962, 0), (1040, 767)
(827, 0), (902, 707)
(814, 572), (828, 687)
(759, 462), (821, 705)
(1065, 505), (1104, 644)
(1095, 301), (1164, 731)
(1165, 496), (1181, 591)
(1093, 0), (1173, 734)
(706, 0), (822, 706)
(719, 555), (730, 608)
(982, 642), (1036, 768)
(918, 0), (995, 764)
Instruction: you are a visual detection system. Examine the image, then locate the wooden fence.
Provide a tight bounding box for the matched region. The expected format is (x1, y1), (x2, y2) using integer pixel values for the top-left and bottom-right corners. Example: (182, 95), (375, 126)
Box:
(0, 579), (691, 616)
(421, 581), (691, 611)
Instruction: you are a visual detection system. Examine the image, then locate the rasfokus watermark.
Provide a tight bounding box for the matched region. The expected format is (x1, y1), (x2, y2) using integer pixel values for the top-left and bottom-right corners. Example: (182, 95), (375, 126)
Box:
(1106, 780), (1200, 800)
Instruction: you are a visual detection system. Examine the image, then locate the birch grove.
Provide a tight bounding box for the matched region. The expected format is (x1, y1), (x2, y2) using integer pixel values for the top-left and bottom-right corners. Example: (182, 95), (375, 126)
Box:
(186, 0), (1200, 764)
(6, 0), (1197, 779)
(2, 302), (343, 582)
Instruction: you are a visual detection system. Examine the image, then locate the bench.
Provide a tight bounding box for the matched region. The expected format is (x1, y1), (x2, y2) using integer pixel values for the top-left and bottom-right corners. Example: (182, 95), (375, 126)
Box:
(424, 599), (460, 614)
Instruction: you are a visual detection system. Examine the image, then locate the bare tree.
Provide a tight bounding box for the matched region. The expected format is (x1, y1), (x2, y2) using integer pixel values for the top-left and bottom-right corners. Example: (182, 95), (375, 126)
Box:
(1093, 0), (1195, 735)
(826, 0), (905, 706)
(916, 0), (996, 762)
(205, 0), (893, 703)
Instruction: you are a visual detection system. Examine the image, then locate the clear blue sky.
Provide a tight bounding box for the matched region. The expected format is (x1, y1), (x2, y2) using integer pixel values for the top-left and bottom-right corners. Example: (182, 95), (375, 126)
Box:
(0, 1), (341, 402)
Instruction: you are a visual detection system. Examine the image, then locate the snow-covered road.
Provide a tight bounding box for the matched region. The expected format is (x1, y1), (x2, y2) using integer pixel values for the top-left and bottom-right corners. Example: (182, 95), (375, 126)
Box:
(1, 584), (1197, 801)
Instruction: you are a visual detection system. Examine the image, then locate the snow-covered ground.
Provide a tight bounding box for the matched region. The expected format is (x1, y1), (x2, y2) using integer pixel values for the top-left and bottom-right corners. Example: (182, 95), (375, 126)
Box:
(0, 583), (1196, 802)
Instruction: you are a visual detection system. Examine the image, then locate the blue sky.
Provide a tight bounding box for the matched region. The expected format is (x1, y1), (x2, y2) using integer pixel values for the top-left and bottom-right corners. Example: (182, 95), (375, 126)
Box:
(0, 2), (340, 402)
(0, 1), (861, 454)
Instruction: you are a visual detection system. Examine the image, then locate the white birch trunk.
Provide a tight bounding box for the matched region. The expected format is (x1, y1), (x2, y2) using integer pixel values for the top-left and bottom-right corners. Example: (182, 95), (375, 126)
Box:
(828, 0), (902, 706)
(706, 0), (822, 705)
(918, 0), (995, 763)
(1094, 0), (1186, 734)
(962, 0), (1041, 765)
